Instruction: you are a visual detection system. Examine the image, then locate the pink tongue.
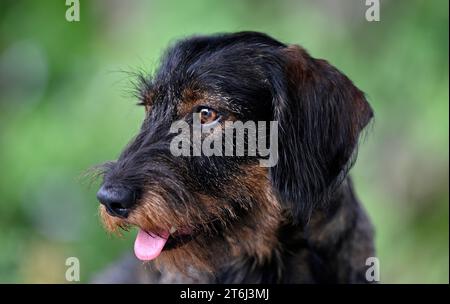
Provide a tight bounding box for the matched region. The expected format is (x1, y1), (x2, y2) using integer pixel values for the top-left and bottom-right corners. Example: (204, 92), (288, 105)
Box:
(134, 229), (169, 261)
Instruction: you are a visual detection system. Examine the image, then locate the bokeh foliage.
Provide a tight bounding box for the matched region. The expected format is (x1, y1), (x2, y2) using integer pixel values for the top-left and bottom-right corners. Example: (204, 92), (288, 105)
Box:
(0, 0), (448, 283)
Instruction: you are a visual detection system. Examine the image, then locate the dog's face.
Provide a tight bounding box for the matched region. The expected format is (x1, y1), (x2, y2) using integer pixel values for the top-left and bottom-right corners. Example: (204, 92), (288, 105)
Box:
(96, 32), (373, 272)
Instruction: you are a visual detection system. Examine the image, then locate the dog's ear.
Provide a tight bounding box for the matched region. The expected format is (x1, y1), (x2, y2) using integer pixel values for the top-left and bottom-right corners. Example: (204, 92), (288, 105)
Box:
(270, 45), (373, 223)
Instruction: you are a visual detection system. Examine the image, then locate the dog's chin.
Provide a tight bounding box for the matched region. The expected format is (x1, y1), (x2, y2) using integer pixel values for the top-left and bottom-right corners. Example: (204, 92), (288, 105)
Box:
(99, 205), (227, 273)
(132, 227), (232, 275)
(155, 235), (225, 274)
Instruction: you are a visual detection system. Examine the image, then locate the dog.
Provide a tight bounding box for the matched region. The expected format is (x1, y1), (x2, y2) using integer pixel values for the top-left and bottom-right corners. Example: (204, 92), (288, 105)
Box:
(94, 31), (375, 283)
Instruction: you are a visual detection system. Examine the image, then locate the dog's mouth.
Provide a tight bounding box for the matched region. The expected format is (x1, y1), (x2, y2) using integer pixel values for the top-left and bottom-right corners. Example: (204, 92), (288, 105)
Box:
(134, 227), (195, 261)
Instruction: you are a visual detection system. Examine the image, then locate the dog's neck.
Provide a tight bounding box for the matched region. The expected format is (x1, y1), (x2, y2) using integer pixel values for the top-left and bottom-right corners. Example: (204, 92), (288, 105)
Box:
(214, 180), (353, 284)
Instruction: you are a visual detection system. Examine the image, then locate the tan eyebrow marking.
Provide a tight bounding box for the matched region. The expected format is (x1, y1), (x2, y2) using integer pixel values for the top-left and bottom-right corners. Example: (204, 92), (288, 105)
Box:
(177, 88), (205, 117)
(177, 88), (225, 118)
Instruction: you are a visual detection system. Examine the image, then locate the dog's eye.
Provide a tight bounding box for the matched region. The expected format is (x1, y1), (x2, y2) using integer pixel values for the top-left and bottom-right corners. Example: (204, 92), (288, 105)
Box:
(198, 108), (220, 125)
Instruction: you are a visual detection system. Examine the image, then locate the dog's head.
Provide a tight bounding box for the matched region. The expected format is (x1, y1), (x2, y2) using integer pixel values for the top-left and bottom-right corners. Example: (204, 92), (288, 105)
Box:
(96, 32), (373, 272)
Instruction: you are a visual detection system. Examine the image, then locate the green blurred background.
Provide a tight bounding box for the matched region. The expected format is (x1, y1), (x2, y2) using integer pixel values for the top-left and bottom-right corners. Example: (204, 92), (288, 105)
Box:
(0, 0), (448, 283)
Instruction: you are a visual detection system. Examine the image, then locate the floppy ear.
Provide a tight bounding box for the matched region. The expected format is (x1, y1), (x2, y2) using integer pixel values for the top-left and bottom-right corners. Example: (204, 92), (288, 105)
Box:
(270, 45), (373, 224)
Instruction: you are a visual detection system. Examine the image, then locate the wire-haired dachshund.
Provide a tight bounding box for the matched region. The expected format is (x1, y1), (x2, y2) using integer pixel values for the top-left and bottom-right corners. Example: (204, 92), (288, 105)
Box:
(94, 31), (375, 284)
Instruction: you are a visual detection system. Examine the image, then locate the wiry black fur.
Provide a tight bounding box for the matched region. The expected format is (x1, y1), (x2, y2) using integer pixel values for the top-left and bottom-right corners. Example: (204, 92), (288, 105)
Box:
(94, 32), (375, 284)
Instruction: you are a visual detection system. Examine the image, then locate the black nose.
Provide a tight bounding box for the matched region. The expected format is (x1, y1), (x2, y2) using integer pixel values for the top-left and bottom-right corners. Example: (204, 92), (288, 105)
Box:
(96, 185), (136, 218)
